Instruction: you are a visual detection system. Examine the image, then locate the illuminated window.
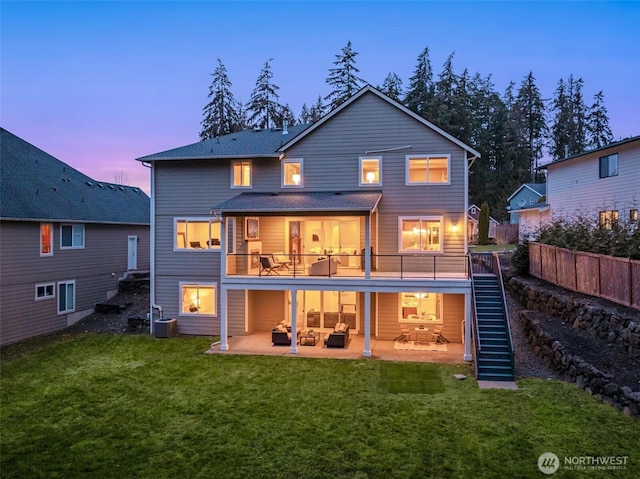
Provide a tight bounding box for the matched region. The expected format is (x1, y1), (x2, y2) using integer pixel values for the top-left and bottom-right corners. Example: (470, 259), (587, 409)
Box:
(282, 159), (303, 187)
(35, 282), (55, 300)
(58, 280), (75, 314)
(232, 160), (252, 188)
(359, 157), (381, 186)
(60, 224), (84, 248)
(40, 223), (53, 256)
(599, 153), (618, 178)
(180, 282), (216, 316)
(398, 217), (442, 253)
(598, 210), (619, 229)
(399, 292), (442, 323)
(630, 209), (638, 222)
(175, 219), (221, 250)
(406, 155), (450, 184)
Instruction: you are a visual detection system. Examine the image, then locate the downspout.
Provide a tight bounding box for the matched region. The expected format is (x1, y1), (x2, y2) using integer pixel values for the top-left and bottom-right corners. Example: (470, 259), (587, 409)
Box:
(145, 161), (157, 334)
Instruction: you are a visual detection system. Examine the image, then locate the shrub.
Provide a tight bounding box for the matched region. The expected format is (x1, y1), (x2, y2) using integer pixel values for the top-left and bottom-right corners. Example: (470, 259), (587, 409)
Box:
(511, 240), (530, 275)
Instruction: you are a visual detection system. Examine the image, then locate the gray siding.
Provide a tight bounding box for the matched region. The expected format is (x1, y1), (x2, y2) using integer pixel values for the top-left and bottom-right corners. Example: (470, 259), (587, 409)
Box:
(548, 141), (640, 221)
(248, 290), (285, 332)
(1, 220), (150, 345)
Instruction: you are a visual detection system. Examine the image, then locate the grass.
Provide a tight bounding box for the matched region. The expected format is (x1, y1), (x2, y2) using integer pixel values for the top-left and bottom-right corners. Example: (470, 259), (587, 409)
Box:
(1, 334), (638, 478)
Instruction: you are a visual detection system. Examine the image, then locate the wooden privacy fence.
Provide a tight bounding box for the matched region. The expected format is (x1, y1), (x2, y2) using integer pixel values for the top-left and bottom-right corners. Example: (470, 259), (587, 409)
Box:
(529, 242), (640, 310)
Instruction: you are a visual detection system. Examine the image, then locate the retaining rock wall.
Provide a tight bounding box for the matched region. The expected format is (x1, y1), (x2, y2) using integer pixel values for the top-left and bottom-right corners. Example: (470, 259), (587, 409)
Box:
(520, 310), (640, 418)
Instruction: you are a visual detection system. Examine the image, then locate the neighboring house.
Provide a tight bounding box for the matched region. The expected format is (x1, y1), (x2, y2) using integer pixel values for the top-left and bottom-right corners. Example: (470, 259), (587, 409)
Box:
(505, 183), (548, 240)
(466, 204), (499, 243)
(541, 136), (640, 227)
(0, 128), (150, 346)
(138, 85), (480, 361)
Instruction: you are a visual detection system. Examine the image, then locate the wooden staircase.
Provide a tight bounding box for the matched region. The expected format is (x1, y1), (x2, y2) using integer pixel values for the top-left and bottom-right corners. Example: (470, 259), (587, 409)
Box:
(473, 274), (515, 381)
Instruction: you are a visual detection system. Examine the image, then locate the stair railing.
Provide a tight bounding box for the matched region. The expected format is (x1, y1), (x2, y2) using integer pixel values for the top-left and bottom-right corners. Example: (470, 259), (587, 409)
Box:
(491, 253), (515, 374)
(468, 255), (480, 379)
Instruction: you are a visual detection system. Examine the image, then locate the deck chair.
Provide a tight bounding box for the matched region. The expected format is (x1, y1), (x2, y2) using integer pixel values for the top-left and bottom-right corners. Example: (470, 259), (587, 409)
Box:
(396, 325), (413, 343)
(259, 256), (279, 276)
(190, 241), (204, 249)
(431, 325), (449, 344)
(271, 252), (291, 270)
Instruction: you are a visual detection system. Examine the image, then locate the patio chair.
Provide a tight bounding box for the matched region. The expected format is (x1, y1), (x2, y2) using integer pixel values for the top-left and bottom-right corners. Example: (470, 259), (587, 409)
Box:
(396, 325), (413, 343)
(259, 256), (279, 276)
(271, 252), (291, 270)
(431, 325), (449, 344)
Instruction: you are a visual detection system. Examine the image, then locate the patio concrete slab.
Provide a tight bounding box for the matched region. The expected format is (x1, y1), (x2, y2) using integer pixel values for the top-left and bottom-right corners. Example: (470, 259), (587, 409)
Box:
(477, 380), (518, 390)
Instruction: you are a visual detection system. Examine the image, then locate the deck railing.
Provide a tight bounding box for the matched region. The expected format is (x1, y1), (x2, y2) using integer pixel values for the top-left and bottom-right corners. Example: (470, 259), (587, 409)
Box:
(226, 253), (470, 280)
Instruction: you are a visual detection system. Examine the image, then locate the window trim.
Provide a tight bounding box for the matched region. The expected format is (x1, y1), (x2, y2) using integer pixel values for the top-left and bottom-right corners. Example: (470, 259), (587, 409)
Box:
(40, 223), (53, 256)
(57, 280), (76, 314)
(359, 156), (382, 186)
(398, 292), (443, 324)
(282, 158), (304, 188)
(405, 154), (451, 185)
(174, 218), (221, 252)
(35, 282), (55, 301)
(599, 153), (618, 179)
(60, 224), (84, 249)
(231, 159), (252, 189)
(179, 281), (218, 317)
(398, 216), (444, 254)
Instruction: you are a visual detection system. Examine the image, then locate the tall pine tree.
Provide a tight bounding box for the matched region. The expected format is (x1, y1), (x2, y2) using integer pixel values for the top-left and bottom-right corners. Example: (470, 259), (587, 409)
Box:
(379, 72), (403, 101)
(549, 75), (589, 160)
(246, 59), (283, 129)
(404, 47), (434, 119)
(514, 71), (547, 181)
(587, 90), (613, 149)
(325, 41), (365, 110)
(200, 58), (242, 140)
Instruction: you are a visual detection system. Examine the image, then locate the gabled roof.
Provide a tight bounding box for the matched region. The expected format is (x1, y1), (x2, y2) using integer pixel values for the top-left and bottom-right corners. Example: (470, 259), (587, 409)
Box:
(506, 182), (546, 202)
(136, 124), (309, 162)
(212, 191), (382, 216)
(277, 85), (481, 161)
(467, 204), (499, 224)
(540, 135), (640, 169)
(1, 128), (149, 224)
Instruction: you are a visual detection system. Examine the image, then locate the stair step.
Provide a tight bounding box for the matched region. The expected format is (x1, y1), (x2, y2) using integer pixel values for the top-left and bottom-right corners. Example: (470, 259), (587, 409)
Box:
(477, 373), (515, 381)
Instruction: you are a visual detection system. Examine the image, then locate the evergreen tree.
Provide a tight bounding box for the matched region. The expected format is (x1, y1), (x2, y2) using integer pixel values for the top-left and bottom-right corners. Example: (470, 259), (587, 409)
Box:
(246, 59), (283, 129)
(379, 72), (403, 101)
(308, 95), (326, 123)
(200, 58), (242, 140)
(432, 52), (458, 133)
(549, 75), (589, 160)
(273, 104), (296, 128)
(514, 71), (547, 181)
(325, 41), (365, 110)
(299, 103), (311, 124)
(404, 47), (434, 118)
(478, 202), (490, 245)
(587, 90), (613, 149)
(549, 77), (572, 161)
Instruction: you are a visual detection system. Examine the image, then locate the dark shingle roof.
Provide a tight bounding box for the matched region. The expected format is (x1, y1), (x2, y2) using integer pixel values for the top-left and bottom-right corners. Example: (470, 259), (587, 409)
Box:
(1, 128), (149, 224)
(212, 191), (382, 215)
(137, 124), (310, 161)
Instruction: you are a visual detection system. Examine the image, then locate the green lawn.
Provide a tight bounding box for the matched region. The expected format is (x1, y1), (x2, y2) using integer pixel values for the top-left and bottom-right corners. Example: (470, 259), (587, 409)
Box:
(1, 334), (638, 478)
(469, 244), (516, 253)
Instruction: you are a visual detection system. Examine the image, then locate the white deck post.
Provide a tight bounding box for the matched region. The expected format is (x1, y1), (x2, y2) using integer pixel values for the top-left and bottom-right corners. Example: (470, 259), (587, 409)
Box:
(219, 218), (229, 350)
(363, 291), (371, 357)
(289, 289), (298, 354)
(364, 216), (371, 279)
(464, 292), (472, 361)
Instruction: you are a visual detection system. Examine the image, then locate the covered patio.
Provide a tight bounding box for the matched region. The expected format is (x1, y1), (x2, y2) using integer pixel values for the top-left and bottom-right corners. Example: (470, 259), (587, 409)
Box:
(206, 332), (467, 363)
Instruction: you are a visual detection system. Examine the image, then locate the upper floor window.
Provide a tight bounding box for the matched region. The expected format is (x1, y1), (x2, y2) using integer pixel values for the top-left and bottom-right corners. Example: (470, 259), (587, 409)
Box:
(406, 155), (450, 185)
(35, 282), (55, 300)
(359, 157), (381, 186)
(282, 159), (303, 187)
(599, 210), (619, 229)
(175, 218), (221, 250)
(40, 223), (53, 256)
(599, 153), (618, 178)
(58, 280), (75, 314)
(60, 224), (84, 249)
(231, 160), (252, 188)
(180, 282), (217, 316)
(398, 217), (442, 253)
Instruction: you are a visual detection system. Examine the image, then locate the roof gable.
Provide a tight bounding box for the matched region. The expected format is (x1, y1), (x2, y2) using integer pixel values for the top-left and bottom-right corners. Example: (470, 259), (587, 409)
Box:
(506, 182), (546, 202)
(1, 128), (149, 224)
(278, 85), (480, 160)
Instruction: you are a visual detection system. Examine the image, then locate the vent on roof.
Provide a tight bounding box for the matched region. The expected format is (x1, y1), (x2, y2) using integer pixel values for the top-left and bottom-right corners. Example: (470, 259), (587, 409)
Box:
(108, 185), (115, 190)
(253, 128), (262, 132)
(118, 186), (125, 192)
(86, 181), (94, 187)
(97, 183), (104, 189)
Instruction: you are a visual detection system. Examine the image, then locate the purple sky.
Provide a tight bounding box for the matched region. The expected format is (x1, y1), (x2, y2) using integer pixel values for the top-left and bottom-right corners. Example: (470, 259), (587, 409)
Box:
(3, 1), (639, 195)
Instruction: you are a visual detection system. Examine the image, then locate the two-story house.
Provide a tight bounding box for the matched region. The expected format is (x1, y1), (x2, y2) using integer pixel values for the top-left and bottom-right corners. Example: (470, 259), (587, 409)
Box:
(138, 86), (480, 361)
(0, 128), (150, 345)
(541, 136), (639, 226)
(505, 183), (548, 239)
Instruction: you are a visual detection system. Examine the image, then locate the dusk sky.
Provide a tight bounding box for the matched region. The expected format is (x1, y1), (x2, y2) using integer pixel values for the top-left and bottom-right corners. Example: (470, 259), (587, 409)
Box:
(2, 1), (639, 195)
